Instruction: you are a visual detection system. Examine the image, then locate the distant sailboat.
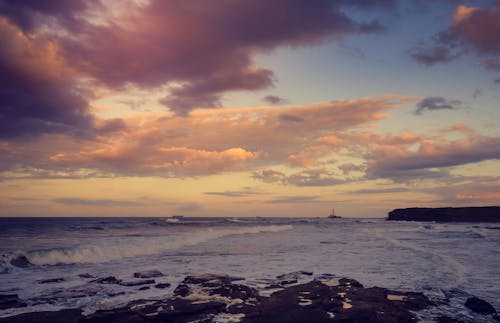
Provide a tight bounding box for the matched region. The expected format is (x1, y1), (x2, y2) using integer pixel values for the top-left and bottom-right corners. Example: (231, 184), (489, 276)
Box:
(328, 208), (341, 219)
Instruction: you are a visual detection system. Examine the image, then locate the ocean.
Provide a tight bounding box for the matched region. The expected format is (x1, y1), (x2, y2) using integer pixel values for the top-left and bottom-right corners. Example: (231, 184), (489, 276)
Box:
(0, 217), (499, 321)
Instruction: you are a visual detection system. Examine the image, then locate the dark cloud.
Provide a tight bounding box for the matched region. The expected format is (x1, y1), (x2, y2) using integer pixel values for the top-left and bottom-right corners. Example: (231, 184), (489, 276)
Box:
(0, 0), (99, 31)
(58, 0), (385, 115)
(265, 195), (319, 204)
(410, 4), (500, 68)
(415, 96), (461, 115)
(495, 78), (500, 84)
(53, 198), (144, 207)
(0, 19), (93, 138)
(263, 95), (288, 105)
(449, 5), (500, 54)
(408, 45), (455, 66)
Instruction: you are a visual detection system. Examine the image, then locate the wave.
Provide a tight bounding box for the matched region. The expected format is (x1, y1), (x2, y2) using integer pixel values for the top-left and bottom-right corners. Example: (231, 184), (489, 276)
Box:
(6, 225), (293, 267)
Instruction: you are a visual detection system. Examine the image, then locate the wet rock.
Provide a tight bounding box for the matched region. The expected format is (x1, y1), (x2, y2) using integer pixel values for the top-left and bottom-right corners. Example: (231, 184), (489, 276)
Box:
(183, 274), (244, 285)
(9, 256), (31, 268)
(37, 278), (64, 284)
(120, 279), (155, 287)
(464, 296), (497, 314)
(0, 273), (438, 323)
(0, 294), (27, 310)
(78, 273), (95, 279)
(133, 270), (163, 279)
(90, 276), (122, 284)
(155, 283), (171, 289)
(0, 309), (82, 323)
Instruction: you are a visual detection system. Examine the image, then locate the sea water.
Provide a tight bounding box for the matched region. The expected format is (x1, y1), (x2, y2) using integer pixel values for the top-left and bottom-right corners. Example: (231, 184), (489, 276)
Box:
(0, 217), (499, 320)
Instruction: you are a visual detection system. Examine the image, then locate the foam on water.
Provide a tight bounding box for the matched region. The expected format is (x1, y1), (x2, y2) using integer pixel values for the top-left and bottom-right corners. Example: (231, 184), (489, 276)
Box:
(5, 225), (293, 266)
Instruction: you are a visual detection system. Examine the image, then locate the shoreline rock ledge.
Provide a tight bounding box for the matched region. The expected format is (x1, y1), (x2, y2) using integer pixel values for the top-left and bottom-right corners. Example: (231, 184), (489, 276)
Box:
(387, 206), (500, 222)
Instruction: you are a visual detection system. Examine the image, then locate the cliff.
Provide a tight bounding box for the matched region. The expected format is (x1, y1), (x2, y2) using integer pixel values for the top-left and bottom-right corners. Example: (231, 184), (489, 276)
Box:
(387, 207), (500, 222)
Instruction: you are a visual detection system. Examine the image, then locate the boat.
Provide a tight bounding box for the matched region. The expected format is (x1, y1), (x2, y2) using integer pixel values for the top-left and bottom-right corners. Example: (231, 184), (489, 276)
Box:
(328, 208), (341, 219)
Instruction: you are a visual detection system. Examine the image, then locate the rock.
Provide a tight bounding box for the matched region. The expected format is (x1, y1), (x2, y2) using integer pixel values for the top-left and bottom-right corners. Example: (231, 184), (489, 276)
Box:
(0, 273), (437, 323)
(37, 278), (65, 284)
(0, 309), (82, 323)
(182, 274), (244, 285)
(464, 296), (497, 314)
(155, 283), (171, 289)
(78, 273), (95, 279)
(276, 273), (297, 285)
(387, 207), (500, 222)
(9, 255), (32, 268)
(133, 270), (164, 279)
(90, 276), (122, 285)
(0, 294), (27, 310)
(435, 316), (461, 323)
(120, 279), (155, 287)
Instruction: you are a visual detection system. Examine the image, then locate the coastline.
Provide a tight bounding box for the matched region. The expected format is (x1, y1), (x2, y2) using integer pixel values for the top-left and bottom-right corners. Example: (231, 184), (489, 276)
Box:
(1, 272), (498, 322)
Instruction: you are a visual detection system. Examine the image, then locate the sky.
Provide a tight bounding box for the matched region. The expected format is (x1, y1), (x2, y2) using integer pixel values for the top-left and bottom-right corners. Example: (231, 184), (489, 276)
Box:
(0, 0), (499, 218)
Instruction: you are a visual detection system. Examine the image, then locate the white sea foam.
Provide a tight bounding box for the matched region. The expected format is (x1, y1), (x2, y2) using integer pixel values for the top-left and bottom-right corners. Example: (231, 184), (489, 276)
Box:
(21, 225), (293, 266)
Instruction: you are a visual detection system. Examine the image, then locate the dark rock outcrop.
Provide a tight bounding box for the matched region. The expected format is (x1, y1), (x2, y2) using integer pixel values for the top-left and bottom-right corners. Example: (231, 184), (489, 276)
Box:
(387, 207), (500, 222)
(465, 296), (497, 314)
(120, 279), (155, 287)
(37, 278), (64, 284)
(154, 283), (171, 289)
(9, 256), (32, 268)
(0, 294), (26, 310)
(133, 270), (163, 279)
(90, 276), (122, 285)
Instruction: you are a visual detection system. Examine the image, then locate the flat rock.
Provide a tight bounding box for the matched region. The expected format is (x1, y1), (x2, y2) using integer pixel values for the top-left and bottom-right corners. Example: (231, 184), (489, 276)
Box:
(120, 279), (155, 287)
(37, 278), (64, 284)
(133, 270), (163, 279)
(78, 273), (95, 279)
(155, 283), (171, 289)
(465, 296), (497, 314)
(90, 276), (122, 285)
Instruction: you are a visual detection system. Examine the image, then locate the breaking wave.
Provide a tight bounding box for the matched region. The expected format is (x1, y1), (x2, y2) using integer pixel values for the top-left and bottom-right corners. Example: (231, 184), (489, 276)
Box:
(7, 225), (293, 266)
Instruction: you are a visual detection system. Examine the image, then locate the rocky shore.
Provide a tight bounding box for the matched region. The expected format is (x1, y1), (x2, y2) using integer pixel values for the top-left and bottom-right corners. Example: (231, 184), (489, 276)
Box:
(387, 207), (500, 222)
(1, 272), (498, 322)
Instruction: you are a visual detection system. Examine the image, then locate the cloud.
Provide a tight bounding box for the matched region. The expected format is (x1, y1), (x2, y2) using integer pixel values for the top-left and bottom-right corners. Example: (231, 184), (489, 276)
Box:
(415, 96), (461, 114)
(448, 5), (500, 54)
(495, 78), (500, 84)
(205, 188), (262, 198)
(343, 187), (410, 194)
(263, 95), (288, 105)
(366, 135), (500, 179)
(265, 195), (319, 204)
(253, 168), (344, 187)
(51, 146), (259, 176)
(53, 198), (144, 207)
(55, 0), (385, 115)
(409, 4), (500, 68)
(408, 45), (455, 66)
(0, 0), (99, 32)
(10, 97), (394, 177)
(0, 19), (93, 138)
